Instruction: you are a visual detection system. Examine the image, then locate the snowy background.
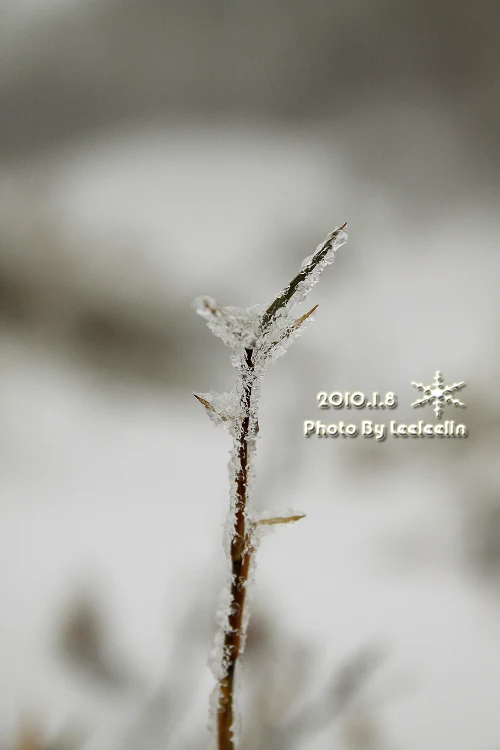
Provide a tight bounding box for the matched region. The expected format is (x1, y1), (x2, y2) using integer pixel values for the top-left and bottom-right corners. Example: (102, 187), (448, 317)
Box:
(0, 2), (499, 748)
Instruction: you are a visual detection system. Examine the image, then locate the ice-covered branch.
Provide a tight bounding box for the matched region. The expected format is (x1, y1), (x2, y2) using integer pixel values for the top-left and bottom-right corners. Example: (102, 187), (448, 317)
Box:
(194, 224), (347, 750)
(259, 223), (347, 335)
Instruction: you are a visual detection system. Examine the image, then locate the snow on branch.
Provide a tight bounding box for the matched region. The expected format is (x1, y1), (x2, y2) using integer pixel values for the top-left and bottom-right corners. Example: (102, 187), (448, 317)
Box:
(193, 224), (348, 750)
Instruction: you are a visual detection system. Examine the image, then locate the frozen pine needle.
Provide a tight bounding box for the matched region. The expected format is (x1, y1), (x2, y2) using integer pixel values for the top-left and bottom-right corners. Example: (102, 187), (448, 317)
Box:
(193, 224), (347, 750)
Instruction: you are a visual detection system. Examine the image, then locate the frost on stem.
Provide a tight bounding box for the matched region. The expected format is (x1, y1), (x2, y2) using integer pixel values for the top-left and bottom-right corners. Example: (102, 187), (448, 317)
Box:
(194, 391), (242, 429)
(194, 225), (348, 749)
(194, 225), (347, 377)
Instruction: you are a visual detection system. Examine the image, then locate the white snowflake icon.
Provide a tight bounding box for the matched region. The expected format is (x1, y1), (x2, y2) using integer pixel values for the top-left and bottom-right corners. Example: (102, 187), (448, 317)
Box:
(411, 370), (466, 419)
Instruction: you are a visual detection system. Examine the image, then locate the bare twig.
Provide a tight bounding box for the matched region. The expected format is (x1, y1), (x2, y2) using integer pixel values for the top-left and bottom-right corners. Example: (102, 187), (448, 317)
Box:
(217, 346), (256, 749)
(195, 224), (347, 749)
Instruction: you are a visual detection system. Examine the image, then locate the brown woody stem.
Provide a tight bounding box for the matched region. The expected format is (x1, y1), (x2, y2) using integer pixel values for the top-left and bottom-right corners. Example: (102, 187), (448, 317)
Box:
(217, 347), (255, 749)
(214, 225), (346, 748)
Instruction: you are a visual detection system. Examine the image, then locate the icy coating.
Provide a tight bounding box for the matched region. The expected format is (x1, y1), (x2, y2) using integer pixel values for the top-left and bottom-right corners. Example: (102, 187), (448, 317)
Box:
(194, 228), (347, 378)
(193, 226), (347, 746)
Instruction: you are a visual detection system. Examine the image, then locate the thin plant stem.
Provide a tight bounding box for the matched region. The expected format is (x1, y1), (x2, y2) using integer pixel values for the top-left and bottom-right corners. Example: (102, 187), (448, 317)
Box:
(195, 223), (347, 750)
(217, 347), (256, 749)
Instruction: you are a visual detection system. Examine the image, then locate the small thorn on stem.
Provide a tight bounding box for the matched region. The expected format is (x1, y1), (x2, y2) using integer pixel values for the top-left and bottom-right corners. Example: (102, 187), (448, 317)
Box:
(256, 513), (306, 526)
(193, 394), (228, 421)
(293, 304), (319, 330)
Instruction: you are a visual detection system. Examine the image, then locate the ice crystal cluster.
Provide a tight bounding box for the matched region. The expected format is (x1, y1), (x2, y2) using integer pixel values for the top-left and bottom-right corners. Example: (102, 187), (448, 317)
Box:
(194, 227), (347, 376)
(193, 225), (347, 747)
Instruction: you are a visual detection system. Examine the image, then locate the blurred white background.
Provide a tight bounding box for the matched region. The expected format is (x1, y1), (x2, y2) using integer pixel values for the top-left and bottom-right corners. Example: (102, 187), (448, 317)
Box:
(0, 2), (499, 748)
